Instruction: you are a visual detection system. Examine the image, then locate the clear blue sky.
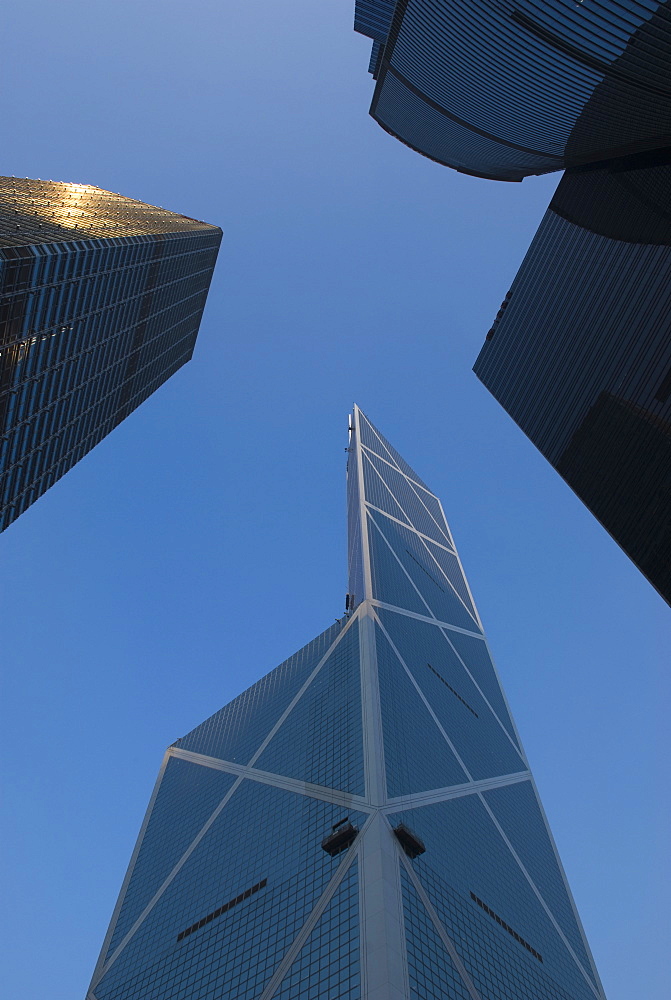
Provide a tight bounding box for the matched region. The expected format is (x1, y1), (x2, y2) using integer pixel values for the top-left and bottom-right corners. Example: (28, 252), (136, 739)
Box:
(1, 3), (668, 999)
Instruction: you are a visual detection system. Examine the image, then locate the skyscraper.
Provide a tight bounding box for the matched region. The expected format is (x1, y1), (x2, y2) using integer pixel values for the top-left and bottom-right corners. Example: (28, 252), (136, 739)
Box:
(354, 1), (671, 181)
(0, 177), (221, 531)
(474, 155), (671, 605)
(353, 3), (671, 602)
(87, 406), (605, 1000)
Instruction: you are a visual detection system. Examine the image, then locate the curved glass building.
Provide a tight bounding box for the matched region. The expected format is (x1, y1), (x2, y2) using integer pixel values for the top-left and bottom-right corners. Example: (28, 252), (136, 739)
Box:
(354, 1), (671, 181)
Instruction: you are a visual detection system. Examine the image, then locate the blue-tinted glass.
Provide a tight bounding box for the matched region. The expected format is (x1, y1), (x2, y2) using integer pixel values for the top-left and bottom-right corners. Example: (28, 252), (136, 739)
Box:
(176, 622), (344, 764)
(370, 512), (481, 632)
(368, 513), (431, 616)
(420, 540), (477, 620)
(475, 160), (671, 605)
(363, 448), (453, 547)
(255, 620), (364, 794)
(377, 609), (526, 781)
(272, 859), (360, 1000)
(483, 781), (595, 980)
(445, 630), (519, 744)
(361, 449), (414, 527)
(357, 408), (431, 490)
(376, 621), (469, 797)
(389, 794), (596, 1000)
(95, 778), (367, 1000)
(357, 1), (671, 180)
(402, 855), (578, 1000)
(91, 405), (603, 1000)
(106, 758), (238, 959)
(400, 866), (473, 1000)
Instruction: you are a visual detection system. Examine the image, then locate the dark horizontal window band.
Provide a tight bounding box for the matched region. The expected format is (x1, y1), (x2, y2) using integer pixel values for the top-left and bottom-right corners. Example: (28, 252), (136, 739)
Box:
(373, 62), (564, 162)
(470, 892), (543, 962)
(511, 9), (671, 99)
(177, 879), (267, 942)
(427, 663), (478, 717)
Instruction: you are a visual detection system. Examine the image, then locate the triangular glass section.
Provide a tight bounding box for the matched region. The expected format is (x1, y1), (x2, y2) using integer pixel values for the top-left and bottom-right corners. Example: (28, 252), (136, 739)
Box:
(255, 620), (364, 794)
(389, 795), (597, 1000)
(361, 447), (414, 528)
(368, 511), (432, 617)
(357, 407), (432, 491)
(370, 511), (482, 632)
(399, 865), (474, 1000)
(175, 620), (345, 764)
(95, 780), (367, 1000)
(271, 858), (360, 1000)
(445, 631), (519, 746)
(422, 539), (478, 621)
(483, 782), (597, 986)
(363, 447), (454, 547)
(105, 757), (238, 960)
(376, 621), (469, 797)
(377, 608), (526, 781)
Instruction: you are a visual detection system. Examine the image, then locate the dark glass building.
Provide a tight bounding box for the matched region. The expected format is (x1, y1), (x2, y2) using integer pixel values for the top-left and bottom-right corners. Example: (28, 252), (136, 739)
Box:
(474, 155), (671, 605)
(354, 1), (671, 181)
(87, 407), (605, 1000)
(354, 3), (671, 603)
(0, 177), (221, 530)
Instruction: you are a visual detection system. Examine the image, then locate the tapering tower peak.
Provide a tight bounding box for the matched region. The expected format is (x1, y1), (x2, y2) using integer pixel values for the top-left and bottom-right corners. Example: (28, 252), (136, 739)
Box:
(87, 408), (606, 1000)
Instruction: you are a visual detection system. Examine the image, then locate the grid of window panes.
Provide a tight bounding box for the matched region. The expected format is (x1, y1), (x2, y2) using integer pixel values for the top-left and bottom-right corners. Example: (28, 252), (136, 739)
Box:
(474, 158), (671, 604)
(93, 775), (366, 1000)
(0, 185), (221, 529)
(376, 609), (526, 784)
(255, 620), (364, 794)
(175, 620), (347, 765)
(390, 792), (598, 1000)
(355, 407), (481, 633)
(271, 859), (360, 1000)
(0, 177), (217, 245)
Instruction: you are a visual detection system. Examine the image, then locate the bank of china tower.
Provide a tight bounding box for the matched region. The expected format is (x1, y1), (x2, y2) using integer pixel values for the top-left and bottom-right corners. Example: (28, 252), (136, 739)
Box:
(88, 407), (605, 1000)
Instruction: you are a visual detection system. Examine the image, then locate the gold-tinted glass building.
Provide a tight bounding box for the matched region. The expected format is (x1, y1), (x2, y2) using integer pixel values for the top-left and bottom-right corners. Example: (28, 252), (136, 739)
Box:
(0, 178), (221, 530)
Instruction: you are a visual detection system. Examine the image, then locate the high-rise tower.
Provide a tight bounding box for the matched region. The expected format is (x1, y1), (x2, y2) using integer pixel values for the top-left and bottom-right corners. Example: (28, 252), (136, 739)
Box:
(474, 156), (671, 605)
(354, 1), (671, 181)
(87, 407), (605, 1000)
(0, 177), (221, 531)
(353, 3), (671, 604)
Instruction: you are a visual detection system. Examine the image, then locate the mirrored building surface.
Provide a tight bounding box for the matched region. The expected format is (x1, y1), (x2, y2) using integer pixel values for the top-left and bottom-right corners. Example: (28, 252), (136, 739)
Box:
(354, 1), (671, 181)
(87, 407), (605, 1000)
(474, 155), (671, 605)
(354, 4), (671, 604)
(0, 178), (221, 530)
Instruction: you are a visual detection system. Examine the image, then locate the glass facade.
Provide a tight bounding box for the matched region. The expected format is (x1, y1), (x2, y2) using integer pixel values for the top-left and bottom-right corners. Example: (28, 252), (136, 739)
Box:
(88, 407), (604, 999)
(353, 5), (670, 605)
(0, 177), (221, 530)
(474, 155), (671, 605)
(354, 1), (671, 181)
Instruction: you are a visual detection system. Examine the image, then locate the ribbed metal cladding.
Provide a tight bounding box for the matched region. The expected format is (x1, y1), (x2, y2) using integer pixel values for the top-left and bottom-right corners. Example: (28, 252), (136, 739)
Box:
(354, 0), (397, 43)
(474, 158), (671, 605)
(355, 0), (671, 180)
(0, 178), (221, 531)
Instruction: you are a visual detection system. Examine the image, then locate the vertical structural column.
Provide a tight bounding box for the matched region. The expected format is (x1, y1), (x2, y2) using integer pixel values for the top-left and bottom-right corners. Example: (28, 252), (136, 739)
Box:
(353, 405), (409, 999)
(358, 607), (409, 1000)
